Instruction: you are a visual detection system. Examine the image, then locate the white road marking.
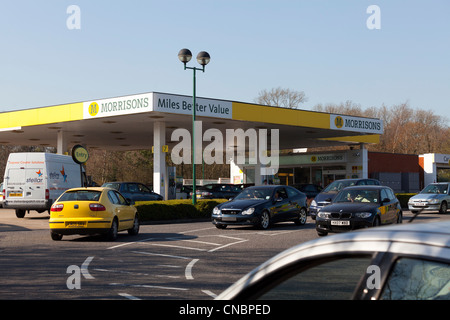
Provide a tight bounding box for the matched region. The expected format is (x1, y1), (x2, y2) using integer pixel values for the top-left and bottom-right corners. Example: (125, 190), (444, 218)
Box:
(185, 259), (199, 280)
(110, 283), (188, 291)
(148, 243), (207, 251)
(118, 293), (141, 300)
(202, 290), (217, 298)
(81, 256), (95, 279)
(131, 251), (191, 260)
(208, 239), (248, 252)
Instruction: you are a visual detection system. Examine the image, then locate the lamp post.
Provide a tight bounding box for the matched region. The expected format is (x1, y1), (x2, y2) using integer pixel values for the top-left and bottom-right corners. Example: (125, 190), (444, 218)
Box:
(178, 49), (211, 204)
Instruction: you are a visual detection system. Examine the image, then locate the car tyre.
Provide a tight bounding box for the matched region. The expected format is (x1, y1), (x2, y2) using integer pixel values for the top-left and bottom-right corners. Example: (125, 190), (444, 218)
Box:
(215, 224), (227, 229)
(50, 232), (63, 241)
(397, 211), (403, 224)
(295, 207), (307, 225)
(259, 211), (271, 230)
(15, 209), (25, 218)
(106, 218), (118, 241)
(128, 215), (140, 235)
(372, 216), (381, 227)
(439, 201), (447, 214)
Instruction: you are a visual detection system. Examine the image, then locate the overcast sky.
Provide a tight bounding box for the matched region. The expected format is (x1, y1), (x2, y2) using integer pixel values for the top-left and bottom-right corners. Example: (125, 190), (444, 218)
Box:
(0, 0), (448, 122)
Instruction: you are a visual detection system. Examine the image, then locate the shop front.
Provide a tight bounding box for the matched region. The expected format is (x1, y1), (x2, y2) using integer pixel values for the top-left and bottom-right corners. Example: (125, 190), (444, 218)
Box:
(231, 148), (368, 188)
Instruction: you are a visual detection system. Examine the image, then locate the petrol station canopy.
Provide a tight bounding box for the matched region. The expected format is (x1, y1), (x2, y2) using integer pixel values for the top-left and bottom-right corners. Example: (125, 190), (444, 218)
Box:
(0, 91), (383, 152)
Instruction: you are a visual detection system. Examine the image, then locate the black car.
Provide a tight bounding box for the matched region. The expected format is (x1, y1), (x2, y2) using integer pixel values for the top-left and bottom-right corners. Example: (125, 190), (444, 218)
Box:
(102, 182), (163, 202)
(192, 183), (242, 200)
(212, 185), (308, 230)
(292, 183), (322, 205)
(315, 185), (402, 236)
(309, 178), (380, 220)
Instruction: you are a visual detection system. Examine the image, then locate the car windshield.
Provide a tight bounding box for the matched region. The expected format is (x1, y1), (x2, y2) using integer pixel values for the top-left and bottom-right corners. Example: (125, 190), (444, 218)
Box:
(334, 189), (379, 204)
(59, 190), (101, 201)
(102, 183), (120, 191)
(323, 180), (357, 193)
(420, 184), (448, 194)
(234, 188), (273, 200)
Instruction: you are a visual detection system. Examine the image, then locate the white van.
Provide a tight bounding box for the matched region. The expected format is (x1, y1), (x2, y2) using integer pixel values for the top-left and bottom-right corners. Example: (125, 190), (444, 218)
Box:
(3, 153), (85, 218)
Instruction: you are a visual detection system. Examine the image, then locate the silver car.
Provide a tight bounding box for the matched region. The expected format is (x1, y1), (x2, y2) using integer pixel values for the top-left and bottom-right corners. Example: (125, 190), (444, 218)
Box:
(216, 220), (450, 300)
(408, 183), (450, 214)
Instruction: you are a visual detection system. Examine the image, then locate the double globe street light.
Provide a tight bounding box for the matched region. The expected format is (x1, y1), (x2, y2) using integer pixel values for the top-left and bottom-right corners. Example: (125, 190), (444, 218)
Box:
(178, 49), (211, 204)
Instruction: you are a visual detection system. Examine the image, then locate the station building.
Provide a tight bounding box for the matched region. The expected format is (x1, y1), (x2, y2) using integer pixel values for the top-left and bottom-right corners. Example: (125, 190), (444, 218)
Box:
(0, 91), (445, 198)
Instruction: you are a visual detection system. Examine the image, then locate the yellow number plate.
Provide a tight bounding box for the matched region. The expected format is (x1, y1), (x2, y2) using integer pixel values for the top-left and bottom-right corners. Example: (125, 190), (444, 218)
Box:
(65, 221), (87, 228)
(9, 193), (23, 197)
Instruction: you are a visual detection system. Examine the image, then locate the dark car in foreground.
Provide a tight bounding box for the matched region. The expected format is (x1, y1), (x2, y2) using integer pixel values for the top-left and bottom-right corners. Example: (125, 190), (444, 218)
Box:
(309, 178), (380, 220)
(211, 185), (308, 229)
(102, 182), (163, 202)
(216, 220), (450, 300)
(315, 185), (402, 236)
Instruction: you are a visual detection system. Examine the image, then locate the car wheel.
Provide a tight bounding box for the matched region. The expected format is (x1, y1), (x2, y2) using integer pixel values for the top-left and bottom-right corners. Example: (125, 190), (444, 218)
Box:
(106, 218), (118, 241)
(259, 211), (271, 230)
(439, 201), (448, 214)
(295, 207), (307, 225)
(15, 209), (25, 218)
(50, 232), (63, 241)
(128, 215), (140, 235)
(397, 211), (403, 224)
(372, 216), (381, 227)
(215, 224), (227, 229)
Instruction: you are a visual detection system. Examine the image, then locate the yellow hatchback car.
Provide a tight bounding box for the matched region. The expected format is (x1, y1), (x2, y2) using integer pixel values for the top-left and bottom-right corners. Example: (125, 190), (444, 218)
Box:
(49, 187), (139, 241)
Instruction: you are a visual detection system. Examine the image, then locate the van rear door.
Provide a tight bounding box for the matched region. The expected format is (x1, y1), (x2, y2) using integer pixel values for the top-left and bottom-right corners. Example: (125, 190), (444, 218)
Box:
(6, 167), (45, 201)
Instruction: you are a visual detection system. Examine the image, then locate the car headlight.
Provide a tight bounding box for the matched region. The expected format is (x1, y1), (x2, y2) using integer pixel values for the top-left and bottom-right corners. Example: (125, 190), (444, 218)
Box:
(355, 212), (372, 218)
(317, 211), (330, 219)
(429, 199), (440, 204)
(242, 207), (255, 215)
(213, 206), (221, 215)
(311, 200), (317, 207)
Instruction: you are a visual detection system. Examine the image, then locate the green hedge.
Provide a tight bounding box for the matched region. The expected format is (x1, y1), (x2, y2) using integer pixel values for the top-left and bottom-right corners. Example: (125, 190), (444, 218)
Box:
(135, 199), (228, 222)
(395, 193), (417, 209)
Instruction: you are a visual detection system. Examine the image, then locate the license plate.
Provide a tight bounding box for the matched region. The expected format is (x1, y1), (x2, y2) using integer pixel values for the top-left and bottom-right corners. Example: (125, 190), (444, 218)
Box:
(65, 221), (86, 228)
(413, 202), (426, 206)
(9, 192), (23, 197)
(222, 216), (236, 222)
(331, 220), (350, 226)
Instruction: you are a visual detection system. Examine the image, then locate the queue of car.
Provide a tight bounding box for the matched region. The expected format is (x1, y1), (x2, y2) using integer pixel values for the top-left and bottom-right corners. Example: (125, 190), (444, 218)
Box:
(47, 178), (449, 241)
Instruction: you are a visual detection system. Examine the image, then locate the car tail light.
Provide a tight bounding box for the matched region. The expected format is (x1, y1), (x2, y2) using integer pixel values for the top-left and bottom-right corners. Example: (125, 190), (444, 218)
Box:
(2, 189), (5, 201)
(89, 203), (106, 211)
(45, 189), (49, 200)
(51, 204), (64, 212)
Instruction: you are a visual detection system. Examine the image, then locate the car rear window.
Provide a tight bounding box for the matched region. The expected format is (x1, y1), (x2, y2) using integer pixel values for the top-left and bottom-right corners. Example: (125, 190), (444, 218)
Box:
(59, 190), (101, 202)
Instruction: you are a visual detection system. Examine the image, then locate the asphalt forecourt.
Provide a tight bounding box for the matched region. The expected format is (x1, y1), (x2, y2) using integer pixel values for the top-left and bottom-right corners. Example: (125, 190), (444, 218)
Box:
(0, 209), (448, 309)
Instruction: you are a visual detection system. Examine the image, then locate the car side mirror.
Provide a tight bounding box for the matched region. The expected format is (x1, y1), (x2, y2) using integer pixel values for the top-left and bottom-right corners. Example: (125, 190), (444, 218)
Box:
(127, 198), (135, 205)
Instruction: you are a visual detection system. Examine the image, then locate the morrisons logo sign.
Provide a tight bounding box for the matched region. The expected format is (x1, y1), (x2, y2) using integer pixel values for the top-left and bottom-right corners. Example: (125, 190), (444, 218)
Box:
(331, 115), (383, 134)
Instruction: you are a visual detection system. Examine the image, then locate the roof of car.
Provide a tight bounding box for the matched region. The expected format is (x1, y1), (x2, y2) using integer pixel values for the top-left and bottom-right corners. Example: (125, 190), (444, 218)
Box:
(217, 220), (450, 299)
(341, 185), (389, 190)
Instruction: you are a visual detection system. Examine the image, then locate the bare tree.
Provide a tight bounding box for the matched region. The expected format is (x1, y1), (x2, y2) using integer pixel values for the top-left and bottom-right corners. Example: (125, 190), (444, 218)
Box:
(255, 87), (307, 109)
